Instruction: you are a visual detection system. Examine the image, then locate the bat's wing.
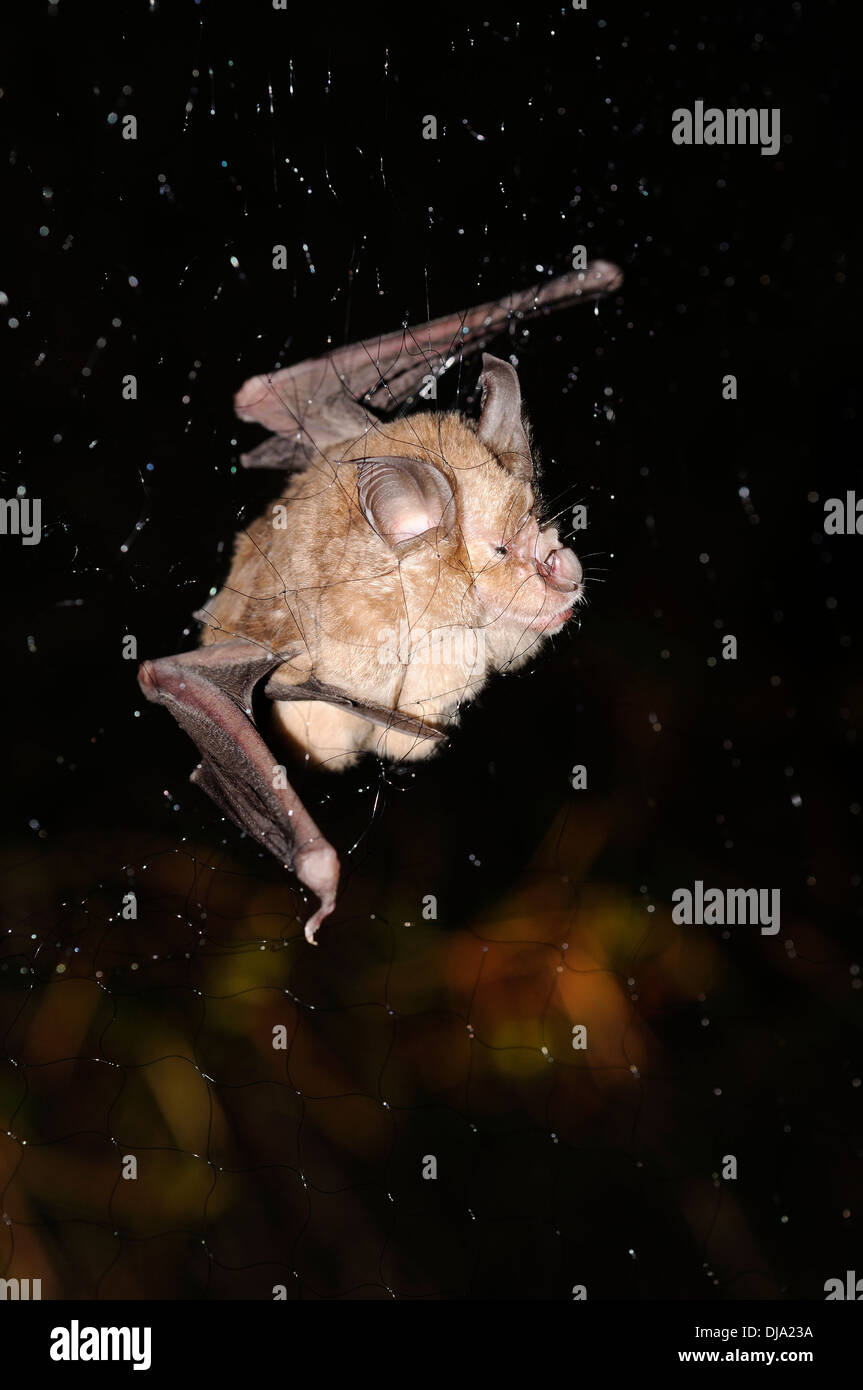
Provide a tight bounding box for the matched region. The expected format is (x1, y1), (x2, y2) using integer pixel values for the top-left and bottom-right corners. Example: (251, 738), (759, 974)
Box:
(138, 639), (336, 942)
(138, 638), (447, 942)
(234, 260), (622, 470)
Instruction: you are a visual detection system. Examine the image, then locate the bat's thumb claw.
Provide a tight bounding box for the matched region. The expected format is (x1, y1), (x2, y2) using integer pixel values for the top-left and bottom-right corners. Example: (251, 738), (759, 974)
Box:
(296, 843), (339, 945)
(303, 897), (334, 943)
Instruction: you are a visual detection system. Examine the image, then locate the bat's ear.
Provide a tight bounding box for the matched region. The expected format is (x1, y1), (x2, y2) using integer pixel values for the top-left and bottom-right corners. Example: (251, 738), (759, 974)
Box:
(477, 354), (533, 482)
(356, 456), (456, 551)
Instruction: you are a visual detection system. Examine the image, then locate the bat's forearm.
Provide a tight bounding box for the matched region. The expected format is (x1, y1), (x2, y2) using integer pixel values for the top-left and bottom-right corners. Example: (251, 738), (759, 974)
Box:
(264, 667), (447, 745)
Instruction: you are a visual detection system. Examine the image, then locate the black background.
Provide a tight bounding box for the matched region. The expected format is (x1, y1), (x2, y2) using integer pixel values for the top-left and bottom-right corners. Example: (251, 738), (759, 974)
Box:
(1, 0), (860, 1301)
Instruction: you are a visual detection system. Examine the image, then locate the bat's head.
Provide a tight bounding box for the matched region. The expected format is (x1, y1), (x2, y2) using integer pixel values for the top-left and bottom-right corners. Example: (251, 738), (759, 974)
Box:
(460, 353), (584, 667)
(351, 354), (584, 679)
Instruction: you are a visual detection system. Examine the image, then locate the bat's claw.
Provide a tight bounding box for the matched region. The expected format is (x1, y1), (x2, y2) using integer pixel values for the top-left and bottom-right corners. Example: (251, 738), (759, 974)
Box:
(295, 843), (339, 945)
(303, 899), (333, 945)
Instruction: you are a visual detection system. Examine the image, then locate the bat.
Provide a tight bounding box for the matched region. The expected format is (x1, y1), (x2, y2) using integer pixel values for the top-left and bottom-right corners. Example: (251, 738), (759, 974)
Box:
(138, 260), (623, 942)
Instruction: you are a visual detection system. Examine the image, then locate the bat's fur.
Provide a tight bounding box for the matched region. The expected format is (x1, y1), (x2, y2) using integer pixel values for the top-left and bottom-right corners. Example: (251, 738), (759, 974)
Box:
(201, 408), (583, 770)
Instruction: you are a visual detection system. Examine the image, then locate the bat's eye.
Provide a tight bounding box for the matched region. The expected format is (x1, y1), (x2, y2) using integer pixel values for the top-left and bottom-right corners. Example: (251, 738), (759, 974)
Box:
(495, 545), (508, 556)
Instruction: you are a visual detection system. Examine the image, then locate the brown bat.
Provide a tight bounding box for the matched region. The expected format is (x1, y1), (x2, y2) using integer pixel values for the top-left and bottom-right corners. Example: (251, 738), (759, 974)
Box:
(138, 260), (622, 941)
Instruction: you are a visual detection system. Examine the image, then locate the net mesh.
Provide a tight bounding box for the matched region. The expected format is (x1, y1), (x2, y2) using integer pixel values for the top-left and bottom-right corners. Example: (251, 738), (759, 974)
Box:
(2, 2), (859, 1301)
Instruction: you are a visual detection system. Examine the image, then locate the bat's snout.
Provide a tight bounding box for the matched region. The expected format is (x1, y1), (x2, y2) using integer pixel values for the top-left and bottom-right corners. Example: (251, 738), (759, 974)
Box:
(536, 533), (583, 594)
